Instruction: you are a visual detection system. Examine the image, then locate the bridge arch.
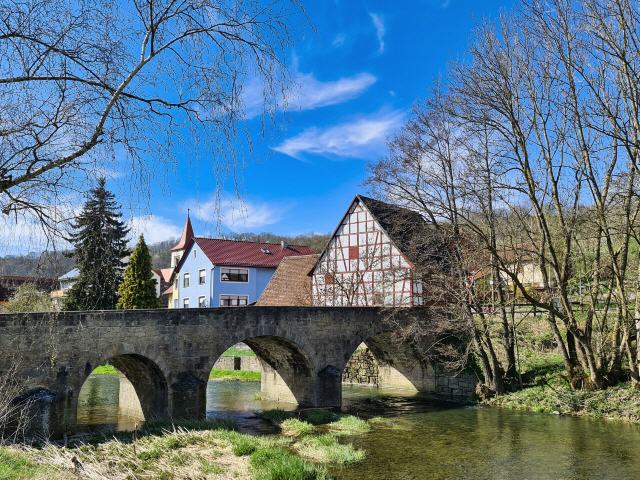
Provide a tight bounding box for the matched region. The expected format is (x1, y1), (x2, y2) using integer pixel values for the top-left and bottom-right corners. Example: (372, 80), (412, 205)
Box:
(77, 353), (169, 429)
(340, 330), (436, 394)
(207, 335), (316, 411)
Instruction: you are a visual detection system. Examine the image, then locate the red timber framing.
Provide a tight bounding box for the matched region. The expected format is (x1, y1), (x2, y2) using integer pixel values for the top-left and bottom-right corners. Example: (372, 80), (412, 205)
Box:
(312, 197), (424, 307)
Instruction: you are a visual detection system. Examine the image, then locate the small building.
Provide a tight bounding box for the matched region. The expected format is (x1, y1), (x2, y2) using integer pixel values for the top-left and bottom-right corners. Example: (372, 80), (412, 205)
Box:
(311, 194), (444, 307)
(256, 254), (319, 306)
(169, 218), (314, 308)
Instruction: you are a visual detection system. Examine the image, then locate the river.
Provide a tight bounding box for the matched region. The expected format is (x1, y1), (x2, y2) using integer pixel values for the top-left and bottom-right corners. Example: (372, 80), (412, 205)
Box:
(77, 375), (640, 479)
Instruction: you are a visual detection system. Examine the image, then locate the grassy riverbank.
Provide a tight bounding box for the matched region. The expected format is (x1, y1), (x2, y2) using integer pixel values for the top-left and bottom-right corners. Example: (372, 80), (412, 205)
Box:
(210, 369), (261, 382)
(485, 349), (640, 423)
(0, 413), (375, 480)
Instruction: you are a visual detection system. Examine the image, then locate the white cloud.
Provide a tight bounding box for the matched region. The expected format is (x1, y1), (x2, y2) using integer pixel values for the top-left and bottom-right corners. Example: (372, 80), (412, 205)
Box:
(332, 33), (346, 48)
(243, 70), (376, 118)
(273, 109), (405, 160)
(189, 197), (283, 232)
(369, 13), (386, 54)
(128, 215), (181, 245)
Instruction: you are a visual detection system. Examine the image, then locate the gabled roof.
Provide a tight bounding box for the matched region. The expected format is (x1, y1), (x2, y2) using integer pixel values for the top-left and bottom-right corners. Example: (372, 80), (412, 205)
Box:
(313, 194), (449, 273)
(172, 214), (194, 252)
(176, 237), (315, 271)
(256, 254), (319, 306)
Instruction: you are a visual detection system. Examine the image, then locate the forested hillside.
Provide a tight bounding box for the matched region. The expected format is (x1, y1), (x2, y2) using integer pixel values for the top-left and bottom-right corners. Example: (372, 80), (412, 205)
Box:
(0, 233), (329, 277)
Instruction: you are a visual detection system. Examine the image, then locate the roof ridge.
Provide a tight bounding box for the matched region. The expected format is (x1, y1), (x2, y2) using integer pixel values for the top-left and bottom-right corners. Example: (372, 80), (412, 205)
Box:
(193, 236), (310, 248)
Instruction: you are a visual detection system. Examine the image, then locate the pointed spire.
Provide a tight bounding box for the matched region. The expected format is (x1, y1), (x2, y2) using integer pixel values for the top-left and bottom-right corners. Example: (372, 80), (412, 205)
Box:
(171, 210), (194, 251)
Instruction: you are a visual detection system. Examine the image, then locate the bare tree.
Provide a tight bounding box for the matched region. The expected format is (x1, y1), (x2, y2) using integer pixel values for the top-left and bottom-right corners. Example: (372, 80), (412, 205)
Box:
(0, 0), (298, 231)
(370, 0), (640, 392)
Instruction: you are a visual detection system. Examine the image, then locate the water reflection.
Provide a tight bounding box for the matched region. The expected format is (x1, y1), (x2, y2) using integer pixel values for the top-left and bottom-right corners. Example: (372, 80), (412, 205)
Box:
(76, 376), (640, 480)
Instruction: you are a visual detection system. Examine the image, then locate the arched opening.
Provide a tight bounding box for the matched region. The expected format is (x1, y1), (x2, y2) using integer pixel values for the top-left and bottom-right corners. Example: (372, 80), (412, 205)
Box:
(206, 337), (314, 423)
(341, 333), (435, 407)
(76, 354), (168, 432)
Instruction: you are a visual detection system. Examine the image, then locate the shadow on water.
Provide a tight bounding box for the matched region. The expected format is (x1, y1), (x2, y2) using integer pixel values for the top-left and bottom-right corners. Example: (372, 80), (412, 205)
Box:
(75, 377), (640, 480)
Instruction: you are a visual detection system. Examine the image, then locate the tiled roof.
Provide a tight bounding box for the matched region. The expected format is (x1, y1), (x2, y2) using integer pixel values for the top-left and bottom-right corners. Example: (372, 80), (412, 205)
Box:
(257, 255), (319, 306)
(172, 215), (194, 251)
(193, 238), (315, 268)
(359, 195), (450, 270)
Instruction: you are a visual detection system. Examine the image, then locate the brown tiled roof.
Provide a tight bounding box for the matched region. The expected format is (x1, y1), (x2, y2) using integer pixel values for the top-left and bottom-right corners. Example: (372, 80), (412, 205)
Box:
(357, 195), (450, 271)
(257, 254), (319, 306)
(171, 215), (194, 251)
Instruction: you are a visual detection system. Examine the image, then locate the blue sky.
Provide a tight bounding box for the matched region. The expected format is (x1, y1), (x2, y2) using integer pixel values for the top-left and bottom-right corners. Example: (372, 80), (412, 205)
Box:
(3, 0), (516, 254)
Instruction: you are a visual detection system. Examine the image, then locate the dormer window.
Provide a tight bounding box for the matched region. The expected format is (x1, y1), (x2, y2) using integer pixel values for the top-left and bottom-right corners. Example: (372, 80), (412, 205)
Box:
(261, 247), (271, 254)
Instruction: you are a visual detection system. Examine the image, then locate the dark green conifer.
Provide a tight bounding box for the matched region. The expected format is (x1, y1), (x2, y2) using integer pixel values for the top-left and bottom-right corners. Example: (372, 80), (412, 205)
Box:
(117, 235), (159, 309)
(65, 178), (129, 310)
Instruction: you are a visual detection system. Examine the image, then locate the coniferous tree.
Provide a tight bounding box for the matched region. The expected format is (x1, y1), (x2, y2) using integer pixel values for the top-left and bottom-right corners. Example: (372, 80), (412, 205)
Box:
(65, 178), (129, 310)
(117, 235), (159, 309)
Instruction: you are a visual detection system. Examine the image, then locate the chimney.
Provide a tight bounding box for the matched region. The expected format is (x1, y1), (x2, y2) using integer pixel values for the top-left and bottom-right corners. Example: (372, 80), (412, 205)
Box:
(280, 240), (286, 250)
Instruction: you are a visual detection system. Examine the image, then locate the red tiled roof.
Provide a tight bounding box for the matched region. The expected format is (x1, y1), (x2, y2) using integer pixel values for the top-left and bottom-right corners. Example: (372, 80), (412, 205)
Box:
(193, 237), (314, 268)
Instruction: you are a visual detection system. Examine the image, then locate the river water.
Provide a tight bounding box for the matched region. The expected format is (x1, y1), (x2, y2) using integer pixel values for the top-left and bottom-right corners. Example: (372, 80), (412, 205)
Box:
(78, 375), (640, 479)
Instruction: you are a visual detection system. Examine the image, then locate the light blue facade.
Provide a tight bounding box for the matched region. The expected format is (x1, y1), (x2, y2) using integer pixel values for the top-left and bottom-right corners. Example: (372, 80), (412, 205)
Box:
(175, 242), (276, 308)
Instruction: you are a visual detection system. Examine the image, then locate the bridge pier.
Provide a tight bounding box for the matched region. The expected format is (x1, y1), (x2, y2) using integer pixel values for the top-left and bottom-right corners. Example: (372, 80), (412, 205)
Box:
(171, 373), (207, 421)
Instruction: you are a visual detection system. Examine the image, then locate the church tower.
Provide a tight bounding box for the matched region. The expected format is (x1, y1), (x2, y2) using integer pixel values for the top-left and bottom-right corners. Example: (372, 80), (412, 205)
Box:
(171, 211), (194, 267)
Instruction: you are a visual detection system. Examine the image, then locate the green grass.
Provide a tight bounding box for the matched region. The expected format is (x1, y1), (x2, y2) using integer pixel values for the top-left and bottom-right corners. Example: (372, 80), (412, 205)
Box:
(91, 364), (119, 376)
(280, 419), (315, 437)
(301, 410), (339, 425)
(209, 368), (261, 382)
(222, 347), (256, 357)
(295, 434), (365, 465)
(0, 449), (49, 480)
(486, 347), (640, 422)
(2, 415), (376, 480)
(326, 416), (371, 436)
(249, 447), (330, 480)
(261, 409), (296, 424)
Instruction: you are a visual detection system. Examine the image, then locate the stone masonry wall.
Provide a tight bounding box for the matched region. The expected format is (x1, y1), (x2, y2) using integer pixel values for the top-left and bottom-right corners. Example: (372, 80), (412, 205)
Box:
(212, 356), (261, 372)
(342, 348), (379, 385)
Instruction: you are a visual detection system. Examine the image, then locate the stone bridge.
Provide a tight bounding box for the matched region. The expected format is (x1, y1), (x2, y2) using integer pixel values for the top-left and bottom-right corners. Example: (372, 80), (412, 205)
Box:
(0, 307), (475, 437)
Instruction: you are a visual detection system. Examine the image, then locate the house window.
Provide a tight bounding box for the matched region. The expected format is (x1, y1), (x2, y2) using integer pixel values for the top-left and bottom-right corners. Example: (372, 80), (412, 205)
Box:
(220, 267), (249, 282)
(349, 246), (359, 259)
(324, 273), (335, 285)
(220, 295), (248, 307)
(198, 296), (206, 308)
(199, 269), (206, 285)
(183, 298), (190, 308)
(183, 273), (190, 288)
(174, 277), (178, 289)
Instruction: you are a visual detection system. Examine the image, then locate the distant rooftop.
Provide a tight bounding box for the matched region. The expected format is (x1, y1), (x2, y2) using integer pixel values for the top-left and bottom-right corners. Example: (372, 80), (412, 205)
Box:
(191, 237), (315, 269)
